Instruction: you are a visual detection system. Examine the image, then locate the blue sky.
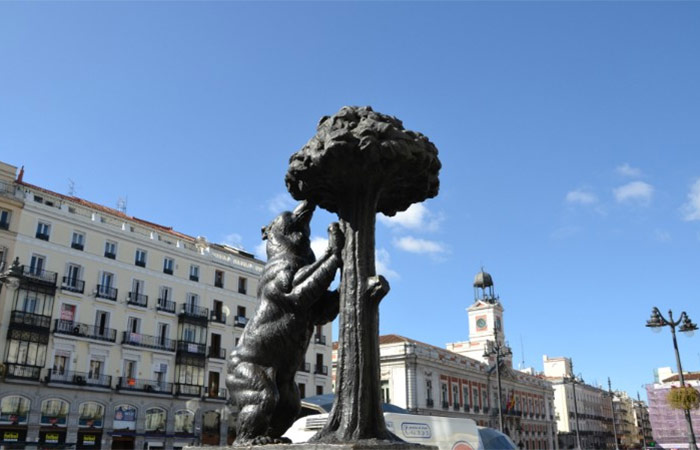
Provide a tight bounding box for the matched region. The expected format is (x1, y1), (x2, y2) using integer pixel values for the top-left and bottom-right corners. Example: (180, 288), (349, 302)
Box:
(2, 2), (700, 401)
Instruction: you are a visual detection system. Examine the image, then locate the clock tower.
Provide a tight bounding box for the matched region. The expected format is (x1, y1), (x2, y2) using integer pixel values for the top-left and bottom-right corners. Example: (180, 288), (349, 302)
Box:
(446, 268), (512, 367)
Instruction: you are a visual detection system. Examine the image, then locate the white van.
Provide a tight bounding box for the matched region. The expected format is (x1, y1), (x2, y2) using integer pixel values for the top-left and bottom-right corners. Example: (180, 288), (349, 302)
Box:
(283, 412), (517, 450)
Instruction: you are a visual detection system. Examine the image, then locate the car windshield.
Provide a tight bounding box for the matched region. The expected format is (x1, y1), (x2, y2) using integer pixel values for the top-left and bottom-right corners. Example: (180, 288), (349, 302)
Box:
(478, 428), (517, 450)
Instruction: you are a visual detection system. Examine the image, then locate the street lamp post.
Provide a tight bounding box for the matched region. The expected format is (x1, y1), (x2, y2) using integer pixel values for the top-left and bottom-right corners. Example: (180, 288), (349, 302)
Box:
(567, 374), (583, 450)
(646, 307), (698, 450)
(483, 328), (511, 434)
(609, 377), (620, 450)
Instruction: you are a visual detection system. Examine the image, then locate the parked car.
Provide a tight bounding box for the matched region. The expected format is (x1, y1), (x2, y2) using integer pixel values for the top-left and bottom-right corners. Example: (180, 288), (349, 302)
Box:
(285, 395), (518, 450)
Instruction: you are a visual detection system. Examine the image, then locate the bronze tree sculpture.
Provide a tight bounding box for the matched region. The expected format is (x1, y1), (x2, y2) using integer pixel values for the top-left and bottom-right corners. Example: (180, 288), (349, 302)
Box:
(285, 106), (441, 444)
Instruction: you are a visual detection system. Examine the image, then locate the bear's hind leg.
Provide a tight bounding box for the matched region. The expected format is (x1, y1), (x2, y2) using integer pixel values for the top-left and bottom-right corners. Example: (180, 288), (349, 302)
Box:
(267, 377), (301, 441)
(228, 362), (278, 445)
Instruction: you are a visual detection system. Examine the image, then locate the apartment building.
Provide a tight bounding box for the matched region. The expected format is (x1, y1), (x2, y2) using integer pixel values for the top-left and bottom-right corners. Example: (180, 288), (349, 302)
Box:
(0, 161), (333, 449)
(646, 367), (700, 450)
(340, 270), (558, 450)
(543, 355), (616, 449)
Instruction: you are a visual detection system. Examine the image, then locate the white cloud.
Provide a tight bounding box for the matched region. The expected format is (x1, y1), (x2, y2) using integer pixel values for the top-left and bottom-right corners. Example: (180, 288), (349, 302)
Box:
(375, 248), (399, 280)
(267, 193), (296, 215)
(616, 163), (642, 177)
(682, 179), (700, 221)
(222, 233), (244, 249)
(310, 237), (329, 260)
(379, 203), (442, 232)
(613, 181), (654, 205)
(393, 236), (446, 254)
(254, 241), (267, 261)
(565, 189), (598, 205)
(654, 230), (671, 243)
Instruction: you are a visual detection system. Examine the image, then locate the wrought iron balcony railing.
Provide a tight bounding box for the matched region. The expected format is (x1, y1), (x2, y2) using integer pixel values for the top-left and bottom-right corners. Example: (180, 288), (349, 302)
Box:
(117, 377), (173, 394)
(46, 369), (112, 388)
(20, 265), (57, 285)
(298, 362), (311, 373)
(314, 365), (328, 376)
(314, 334), (327, 345)
(156, 299), (176, 313)
(4, 363), (42, 380)
(95, 284), (117, 301)
(61, 276), (85, 294)
(206, 387), (228, 400)
(234, 315), (248, 328)
(207, 347), (226, 359)
(54, 319), (117, 342)
(175, 383), (202, 397)
(210, 310), (227, 324)
(122, 332), (175, 352)
(127, 292), (148, 307)
(179, 303), (208, 320)
(176, 340), (206, 356)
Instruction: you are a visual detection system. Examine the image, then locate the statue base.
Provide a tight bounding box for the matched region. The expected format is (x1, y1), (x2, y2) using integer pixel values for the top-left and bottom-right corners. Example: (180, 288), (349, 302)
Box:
(186, 443), (437, 450)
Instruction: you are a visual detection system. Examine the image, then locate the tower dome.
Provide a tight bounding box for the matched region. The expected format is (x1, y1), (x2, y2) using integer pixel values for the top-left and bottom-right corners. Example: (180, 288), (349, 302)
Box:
(473, 269), (493, 288)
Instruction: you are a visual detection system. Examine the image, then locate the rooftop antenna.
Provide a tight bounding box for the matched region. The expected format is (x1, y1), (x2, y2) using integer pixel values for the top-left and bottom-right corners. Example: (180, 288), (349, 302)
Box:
(519, 334), (525, 369)
(67, 179), (76, 197)
(117, 196), (128, 214)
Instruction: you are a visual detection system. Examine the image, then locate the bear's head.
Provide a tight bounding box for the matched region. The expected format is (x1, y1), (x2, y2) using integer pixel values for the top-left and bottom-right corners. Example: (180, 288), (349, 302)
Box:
(261, 200), (316, 261)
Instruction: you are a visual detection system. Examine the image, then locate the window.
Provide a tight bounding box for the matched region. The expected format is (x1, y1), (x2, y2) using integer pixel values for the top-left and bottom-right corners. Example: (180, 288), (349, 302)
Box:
(473, 387), (480, 409)
(104, 241), (117, 259)
(40, 399), (69, 426)
(316, 385), (324, 396)
(89, 359), (103, 380)
(59, 303), (76, 322)
(65, 263), (82, 286)
(215, 270), (224, 288)
(189, 265), (199, 282)
(36, 221), (51, 241)
(127, 317), (141, 334)
(6, 336), (48, 368)
(0, 395), (30, 424)
(381, 380), (390, 404)
(452, 384), (460, 407)
(426, 380), (433, 401)
(78, 402), (104, 428)
(53, 353), (69, 375)
(158, 323), (169, 347)
(298, 383), (306, 399)
(174, 410), (195, 434)
(441, 383), (449, 407)
(123, 360), (137, 380)
(163, 257), (174, 275)
(135, 249), (147, 267)
(29, 254), (46, 275)
(212, 300), (225, 323)
(463, 386), (470, 409)
(71, 231), (85, 250)
(95, 311), (109, 337)
(0, 209), (10, 230)
(145, 408), (167, 432)
(238, 277), (247, 294)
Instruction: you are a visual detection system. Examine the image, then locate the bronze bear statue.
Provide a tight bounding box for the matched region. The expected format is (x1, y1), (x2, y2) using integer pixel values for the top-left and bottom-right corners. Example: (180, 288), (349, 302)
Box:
(227, 200), (343, 445)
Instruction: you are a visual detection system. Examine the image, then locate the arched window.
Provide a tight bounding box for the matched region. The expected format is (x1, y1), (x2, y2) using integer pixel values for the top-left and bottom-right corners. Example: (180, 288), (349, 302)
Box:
(174, 410), (194, 434)
(40, 399), (69, 426)
(0, 396), (30, 424)
(145, 407), (167, 433)
(113, 404), (137, 431)
(78, 402), (104, 428)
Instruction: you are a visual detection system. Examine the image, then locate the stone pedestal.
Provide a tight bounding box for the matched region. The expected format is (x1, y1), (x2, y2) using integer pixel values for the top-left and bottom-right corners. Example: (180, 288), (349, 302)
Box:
(186, 443), (437, 450)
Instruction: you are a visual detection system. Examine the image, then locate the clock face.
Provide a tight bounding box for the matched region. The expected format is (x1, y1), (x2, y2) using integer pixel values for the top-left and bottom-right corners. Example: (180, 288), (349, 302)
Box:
(476, 318), (487, 330)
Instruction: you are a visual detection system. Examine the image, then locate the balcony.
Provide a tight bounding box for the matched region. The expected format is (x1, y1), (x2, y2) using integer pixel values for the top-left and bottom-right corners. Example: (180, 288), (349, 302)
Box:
(210, 310), (227, 324)
(314, 365), (328, 376)
(95, 285), (117, 301)
(177, 340), (207, 356)
(314, 334), (327, 345)
(46, 369), (112, 389)
(156, 299), (176, 314)
(54, 319), (117, 342)
(20, 265), (57, 286)
(71, 242), (84, 251)
(234, 315), (248, 328)
(4, 363), (42, 380)
(10, 310), (52, 331)
(35, 231), (50, 241)
(127, 292), (148, 308)
(298, 362), (311, 373)
(206, 387), (228, 400)
(208, 347), (226, 360)
(104, 251), (116, 259)
(163, 267), (173, 275)
(117, 377), (173, 395)
(122, 332), (175, 352)
(176, 383), (202, 397)
(179, 304), (209, 322)
(190, 274), (199, 282)
(426, 398), (434, 408)
(61, 276), (85, 294)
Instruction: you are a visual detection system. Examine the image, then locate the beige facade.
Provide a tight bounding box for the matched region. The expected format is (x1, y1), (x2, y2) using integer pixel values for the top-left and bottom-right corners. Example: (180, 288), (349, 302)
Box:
(543, 355), (616, 449)
(0, 161), (333, 449)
